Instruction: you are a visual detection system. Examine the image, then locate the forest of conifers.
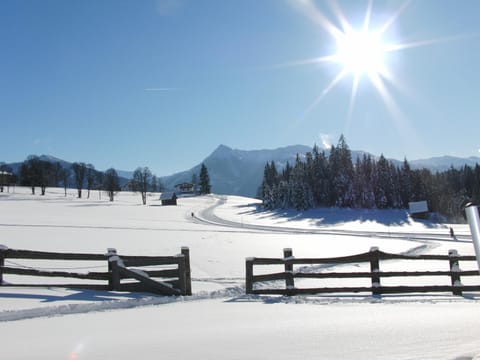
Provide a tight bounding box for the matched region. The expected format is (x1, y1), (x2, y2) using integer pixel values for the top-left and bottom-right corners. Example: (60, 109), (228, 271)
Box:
(258, 136), (480, 222)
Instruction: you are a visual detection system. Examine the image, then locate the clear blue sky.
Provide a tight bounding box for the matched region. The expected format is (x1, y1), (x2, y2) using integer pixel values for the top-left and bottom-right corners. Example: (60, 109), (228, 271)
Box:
(2, 0), (480, 176)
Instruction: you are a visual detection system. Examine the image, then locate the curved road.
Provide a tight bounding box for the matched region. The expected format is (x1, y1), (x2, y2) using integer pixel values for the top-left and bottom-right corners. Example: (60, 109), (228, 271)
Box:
(193, 196), (472, 244)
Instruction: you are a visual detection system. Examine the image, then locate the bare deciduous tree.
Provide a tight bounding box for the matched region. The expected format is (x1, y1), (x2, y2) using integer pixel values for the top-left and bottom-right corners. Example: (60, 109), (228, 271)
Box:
(72, 162), (87, 198)
(86, 164), (96, 199)
(133, 167), (152, 205)
(104, 168), (120, 202)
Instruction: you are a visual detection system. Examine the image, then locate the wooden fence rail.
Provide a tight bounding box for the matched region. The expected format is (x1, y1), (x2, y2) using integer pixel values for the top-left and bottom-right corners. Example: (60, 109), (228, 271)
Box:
(0, 245), (191, 296)
(246, 247), (480, 296)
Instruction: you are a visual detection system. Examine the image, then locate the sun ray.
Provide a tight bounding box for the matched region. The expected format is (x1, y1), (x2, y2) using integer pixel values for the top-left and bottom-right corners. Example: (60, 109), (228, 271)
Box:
(346, 74), (360, 133)
(378, 0), (411, 35)
(265, 55), (338, 70)
(304, 69), (348, 115)
(368, 73), (406, 130)
(385, 33), (480, 53)
(362, 0), (373, 32)
(368, 72), (424, 153)
(327, 0), (352, 36)
(292, 0), (343, 40)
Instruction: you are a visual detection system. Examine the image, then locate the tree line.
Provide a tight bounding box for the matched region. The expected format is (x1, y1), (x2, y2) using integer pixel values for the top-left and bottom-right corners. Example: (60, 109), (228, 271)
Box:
(258, 135), (480, 221)
(3, 156), (212, 205)
(14, 156), (124, 201)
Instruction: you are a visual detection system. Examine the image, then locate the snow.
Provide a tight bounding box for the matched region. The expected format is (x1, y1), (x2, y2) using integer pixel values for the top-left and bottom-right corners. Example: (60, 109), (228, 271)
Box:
(1, 187), (480, 359)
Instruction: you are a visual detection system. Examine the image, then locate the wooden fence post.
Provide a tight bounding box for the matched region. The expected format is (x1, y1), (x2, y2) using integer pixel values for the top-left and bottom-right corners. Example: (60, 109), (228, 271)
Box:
(0, 245), (7, 285)
(106, 248), (118, 291)
(181, 247), (192, 296)
(177, 255), (187, 296)
(109, 257), (122, 291)
(449, 249), (462, 296)
(370, 247), (381, 295)
(245, 258), (254, 294)
(284, 248), (294, 295)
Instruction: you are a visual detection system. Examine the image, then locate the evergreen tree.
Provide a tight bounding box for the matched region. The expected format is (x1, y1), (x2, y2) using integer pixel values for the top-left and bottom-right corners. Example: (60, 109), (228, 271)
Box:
(355, 154), (376, 208)
(256, 137), (480, 220)
(259, 161), (278, 202)
(473, 164), (480, 204)
(276, 180), (290, 209)
(330, 135), (355, 207)
(291, 154), (308, 210)
(311, 146), (329, 206)
(399, 158), (412, 208)
(374, 155), (389, 208)
(199, 163), (211, 194)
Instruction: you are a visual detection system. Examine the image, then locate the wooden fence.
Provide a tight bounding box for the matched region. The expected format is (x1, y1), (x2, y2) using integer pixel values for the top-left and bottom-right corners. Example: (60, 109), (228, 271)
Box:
(0, 245), (191, 296)
(246, 247), (480, 296)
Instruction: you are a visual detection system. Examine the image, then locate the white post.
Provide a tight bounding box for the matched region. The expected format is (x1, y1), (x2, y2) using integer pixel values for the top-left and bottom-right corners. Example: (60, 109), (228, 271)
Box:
(465, 204), (480, 271)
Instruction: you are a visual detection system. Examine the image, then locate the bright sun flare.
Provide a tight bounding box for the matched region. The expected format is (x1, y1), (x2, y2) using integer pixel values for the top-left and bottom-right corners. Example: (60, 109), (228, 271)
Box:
(334, 30), (386, 76)
(279, 0), (419, 118)
(280, 0), (460, 124)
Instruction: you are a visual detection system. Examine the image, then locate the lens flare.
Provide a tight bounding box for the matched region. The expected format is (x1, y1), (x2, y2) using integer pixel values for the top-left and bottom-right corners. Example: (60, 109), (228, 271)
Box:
(281, 0), (470, 139)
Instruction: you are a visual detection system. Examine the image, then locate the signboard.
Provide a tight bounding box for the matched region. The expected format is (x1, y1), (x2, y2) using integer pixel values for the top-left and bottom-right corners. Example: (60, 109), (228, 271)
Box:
(408, 201), (428, 214)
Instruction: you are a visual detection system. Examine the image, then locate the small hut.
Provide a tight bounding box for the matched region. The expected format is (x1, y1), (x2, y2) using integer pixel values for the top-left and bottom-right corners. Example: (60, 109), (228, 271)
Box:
(160, 192), (177, 206)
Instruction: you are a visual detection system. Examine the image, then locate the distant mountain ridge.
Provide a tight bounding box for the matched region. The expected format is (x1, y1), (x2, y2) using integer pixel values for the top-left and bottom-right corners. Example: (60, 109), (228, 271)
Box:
(160, 144), (312, 197)
(159, 145), (480, 198)
(3, 146), (480, 198)
(409, 156), (480, 172)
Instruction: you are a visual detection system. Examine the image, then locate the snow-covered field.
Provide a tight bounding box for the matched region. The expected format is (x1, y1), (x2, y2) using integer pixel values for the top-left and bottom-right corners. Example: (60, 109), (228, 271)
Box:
(1, 187), (479, 359)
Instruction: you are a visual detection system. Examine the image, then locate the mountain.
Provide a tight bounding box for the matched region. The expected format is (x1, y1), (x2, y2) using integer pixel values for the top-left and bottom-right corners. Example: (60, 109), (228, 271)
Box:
(160, 144), (312, 197)
(160, 146), (480, 198)
(410, 156), (480, 172)
(4, 148), (480, 198)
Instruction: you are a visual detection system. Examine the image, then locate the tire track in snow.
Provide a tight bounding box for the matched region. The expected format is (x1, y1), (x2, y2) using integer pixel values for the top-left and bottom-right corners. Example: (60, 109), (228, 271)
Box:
(193, 196), (472, 245)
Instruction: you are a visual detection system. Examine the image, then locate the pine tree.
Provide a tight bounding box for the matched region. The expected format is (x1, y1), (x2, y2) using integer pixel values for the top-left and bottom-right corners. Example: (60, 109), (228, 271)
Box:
(330, 135), (355, 207)
(374, 155), (391, 208)
(399, 158), (412, 208)
(199, 163), (211, 195)
(473, 164), (480, 203)
(311, 145), (329, 206)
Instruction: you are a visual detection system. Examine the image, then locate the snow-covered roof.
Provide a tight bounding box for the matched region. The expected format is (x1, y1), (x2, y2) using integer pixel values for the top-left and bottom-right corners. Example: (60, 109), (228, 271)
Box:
(160, 192), (177, 200)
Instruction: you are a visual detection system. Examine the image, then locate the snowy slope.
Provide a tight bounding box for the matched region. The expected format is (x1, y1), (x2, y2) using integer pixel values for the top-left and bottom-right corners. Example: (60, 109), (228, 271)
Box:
(0, 188), (479, 359)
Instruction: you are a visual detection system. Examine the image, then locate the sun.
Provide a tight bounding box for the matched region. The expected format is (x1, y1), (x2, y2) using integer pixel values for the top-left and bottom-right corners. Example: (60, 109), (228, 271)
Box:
(334, 29), (387, 77)
(279, 0), (460, 123)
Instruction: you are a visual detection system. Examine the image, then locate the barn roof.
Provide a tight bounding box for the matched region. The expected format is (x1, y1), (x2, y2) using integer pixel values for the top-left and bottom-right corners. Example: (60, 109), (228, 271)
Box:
(160, 192), (177, 200)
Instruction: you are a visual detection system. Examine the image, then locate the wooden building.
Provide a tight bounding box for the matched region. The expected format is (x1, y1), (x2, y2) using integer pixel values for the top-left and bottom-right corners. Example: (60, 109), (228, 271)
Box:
(174, 182), (196, 194)
(160, 192), (177, 206)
